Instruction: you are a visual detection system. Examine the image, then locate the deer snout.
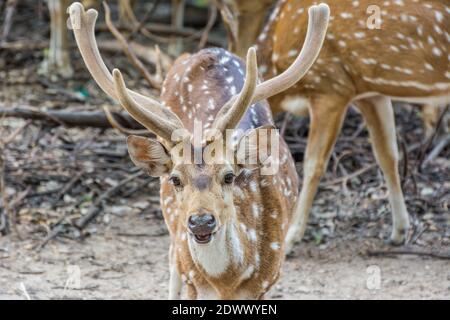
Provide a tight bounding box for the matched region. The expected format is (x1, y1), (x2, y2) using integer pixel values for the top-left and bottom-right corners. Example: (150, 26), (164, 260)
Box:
(188, 214), (216, 234)
(188, 213), (216, 244)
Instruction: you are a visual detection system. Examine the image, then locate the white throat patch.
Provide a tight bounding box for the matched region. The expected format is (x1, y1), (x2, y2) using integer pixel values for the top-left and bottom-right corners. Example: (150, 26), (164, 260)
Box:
(188, 226), (230, 277)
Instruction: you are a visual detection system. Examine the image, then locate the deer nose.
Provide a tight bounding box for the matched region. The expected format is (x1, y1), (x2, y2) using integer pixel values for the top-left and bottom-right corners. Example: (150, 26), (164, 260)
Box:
(188, 214), (216, 235)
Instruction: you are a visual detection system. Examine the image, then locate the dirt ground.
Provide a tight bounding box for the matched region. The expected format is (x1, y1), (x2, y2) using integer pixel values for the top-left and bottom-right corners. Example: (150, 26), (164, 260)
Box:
(0, 0), (449, 300)
(0, 207), (449, 300)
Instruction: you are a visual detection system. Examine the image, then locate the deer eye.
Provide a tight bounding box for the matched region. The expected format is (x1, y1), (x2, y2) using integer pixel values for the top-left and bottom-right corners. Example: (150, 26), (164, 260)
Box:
(223, 172), (235, 185)
(169, 175), (182, 188)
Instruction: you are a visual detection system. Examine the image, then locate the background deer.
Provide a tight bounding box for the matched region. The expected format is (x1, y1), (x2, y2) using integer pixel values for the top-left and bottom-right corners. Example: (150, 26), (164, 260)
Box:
(242, 0), (449, 253)
(68, 2), (329, 299)
(215, 0), (449, 136)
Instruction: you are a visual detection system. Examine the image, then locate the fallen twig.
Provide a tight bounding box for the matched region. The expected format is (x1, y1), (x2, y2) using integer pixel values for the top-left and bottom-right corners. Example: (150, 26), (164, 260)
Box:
(417, 105), (450, 170)
(0, 0), (18, 44)
(422, 135), (450, 165)
(74, 171), (145, 230)
(37, 171), (146, 251)
(0, 40), (172, 71)
(322, 164), (377, 186)
(366, 248), (450, 260)
(0, 105), (147, 130)
(97, 23), (224, 47)
(103, 106), (148, 136)
(50, 171), (85, 206)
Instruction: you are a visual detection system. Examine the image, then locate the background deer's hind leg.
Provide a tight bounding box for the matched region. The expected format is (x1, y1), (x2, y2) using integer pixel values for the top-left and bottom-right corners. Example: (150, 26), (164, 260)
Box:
(285, 95), (350, 254)
(354, 95), (410, 245)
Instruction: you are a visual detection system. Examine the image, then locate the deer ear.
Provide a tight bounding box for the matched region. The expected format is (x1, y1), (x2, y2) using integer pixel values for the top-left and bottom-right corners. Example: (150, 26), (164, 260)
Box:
(235, 125), (279, 171)
(127, 135), (172, 177)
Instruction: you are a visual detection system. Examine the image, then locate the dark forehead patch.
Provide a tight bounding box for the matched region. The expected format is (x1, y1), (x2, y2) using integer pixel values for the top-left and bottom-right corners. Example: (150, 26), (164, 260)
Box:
(193, 174), (212, 190)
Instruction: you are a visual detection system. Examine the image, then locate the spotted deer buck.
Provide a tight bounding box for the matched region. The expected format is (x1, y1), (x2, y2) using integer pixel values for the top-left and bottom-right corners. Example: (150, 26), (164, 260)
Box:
(68, 2), (329, 299)
(240, 0), (449, 253)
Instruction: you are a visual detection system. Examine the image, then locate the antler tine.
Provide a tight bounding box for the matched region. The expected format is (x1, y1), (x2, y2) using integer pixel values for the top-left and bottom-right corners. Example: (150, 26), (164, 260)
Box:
(68, 2), (184, 140)
(112, 69), (179, 142)
(252, 3), (330, 102)
(211, 47), (258, 133)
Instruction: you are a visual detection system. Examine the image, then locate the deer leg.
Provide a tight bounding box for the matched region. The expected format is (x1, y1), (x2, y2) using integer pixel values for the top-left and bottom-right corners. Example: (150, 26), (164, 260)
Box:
(354, 95), (410, 245)
(39, 0), (73, 79)
(169, 265), (182, 299)
(422, 104), (441, 139)
(285, 96), (349, 254)
(168, 244), (182, 299)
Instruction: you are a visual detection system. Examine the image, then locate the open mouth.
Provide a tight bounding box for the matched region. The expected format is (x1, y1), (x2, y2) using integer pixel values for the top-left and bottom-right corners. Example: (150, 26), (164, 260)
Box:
(191, 231), (217, 244)
(193, 233), (213, 244)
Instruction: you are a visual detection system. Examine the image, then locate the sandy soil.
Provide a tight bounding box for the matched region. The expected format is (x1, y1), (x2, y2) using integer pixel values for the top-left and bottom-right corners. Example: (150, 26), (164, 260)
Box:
(0, 208), (448, 300)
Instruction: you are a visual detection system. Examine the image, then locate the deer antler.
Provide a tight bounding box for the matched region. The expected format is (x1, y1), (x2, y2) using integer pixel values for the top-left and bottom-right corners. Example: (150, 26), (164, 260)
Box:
(214, 4), (330, 129)
(112, 69), (183, 142)
(68, 2), (184, 142)
(211, 47), (258, 134)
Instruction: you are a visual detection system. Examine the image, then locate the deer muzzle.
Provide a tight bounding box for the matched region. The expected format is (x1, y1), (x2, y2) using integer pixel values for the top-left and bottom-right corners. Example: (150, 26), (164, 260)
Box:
(188, 213), (217, 244)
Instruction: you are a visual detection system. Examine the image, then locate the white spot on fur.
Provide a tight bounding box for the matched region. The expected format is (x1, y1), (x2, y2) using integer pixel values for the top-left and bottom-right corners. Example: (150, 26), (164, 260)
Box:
(432, 47), (442, 56)
(390, 45), (400, 53)
(255, 252), (260, 269)
(270, 242), (280, 251)
(252, 203), (261, 218)
(288, 50), (298, 57)
(240, 265), (255, 282)
(248, 229), (257, 242)
(163, 197), (173, 206)
(249, 181), (258, 193)
(234, 186), (246, 200)
(424, 63), (434, 71)
(229, 224), (244, 265)
(280, 95), (311, 115)
(435, 11), (443, 23)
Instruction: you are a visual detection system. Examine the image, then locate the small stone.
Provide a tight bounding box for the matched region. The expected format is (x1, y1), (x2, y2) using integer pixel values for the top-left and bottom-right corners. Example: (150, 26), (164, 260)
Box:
(420, 187), (434, 196)
(109, 205), (129, 216)
(133, 201), (150, 210)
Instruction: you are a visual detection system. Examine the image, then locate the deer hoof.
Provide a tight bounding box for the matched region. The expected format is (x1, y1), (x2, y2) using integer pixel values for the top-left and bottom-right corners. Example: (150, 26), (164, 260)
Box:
(387, 227), (409, 246)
